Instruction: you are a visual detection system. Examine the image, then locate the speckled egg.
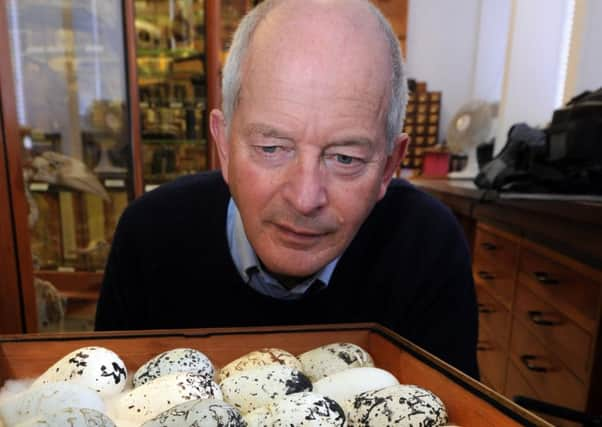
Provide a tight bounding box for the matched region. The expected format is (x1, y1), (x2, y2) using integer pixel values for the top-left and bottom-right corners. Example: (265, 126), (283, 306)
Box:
(111, 372), (222, 425)
(313, 367), (399, 404)
(141, 398), (247, 427)
(218, 348), (303, 382)
(244, 392), (346, 427)
(0, 382), (105, 427)
(31, 346), (127, 397)
(298, 343), (374, 382)
(344, 384), (448, 426)
(220, 364), (312, 414)
(14, 407), (116, 427)
(133, 348), (215, 387)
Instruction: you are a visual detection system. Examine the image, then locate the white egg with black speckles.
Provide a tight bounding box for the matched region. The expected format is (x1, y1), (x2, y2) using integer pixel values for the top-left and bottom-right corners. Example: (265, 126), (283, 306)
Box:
(141, 398), (247, 427)
(31, 346), (127, 397)
(111, 372), (222, 424)
(244, 392), (346, 427)
(0, 382), (105, 426)
(344, 384), (448, 426)
(133, 348), (215, 387)
(14, 407), (116, 427)
(218, 348), (303, 382)
(220, 364), (312, 414)
(313, 367), (399, 404)
(298, 343), (374, 382)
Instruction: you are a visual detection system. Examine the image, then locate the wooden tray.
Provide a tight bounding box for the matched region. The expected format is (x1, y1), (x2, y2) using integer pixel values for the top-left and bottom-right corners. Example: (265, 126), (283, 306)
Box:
(0, 322), (551, 426)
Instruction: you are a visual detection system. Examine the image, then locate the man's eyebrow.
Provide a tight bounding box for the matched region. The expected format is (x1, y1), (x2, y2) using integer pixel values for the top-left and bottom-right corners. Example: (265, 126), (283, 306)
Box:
(326, 137), (375, 148)
(244, 123), (291, 139)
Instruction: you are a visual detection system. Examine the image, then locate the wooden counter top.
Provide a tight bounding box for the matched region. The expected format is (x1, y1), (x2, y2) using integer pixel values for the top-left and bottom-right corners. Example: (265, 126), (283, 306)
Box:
(412, 178), (602, 268)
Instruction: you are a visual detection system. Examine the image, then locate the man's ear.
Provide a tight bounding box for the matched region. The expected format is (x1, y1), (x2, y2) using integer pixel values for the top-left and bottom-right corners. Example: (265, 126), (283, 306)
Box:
(378, 133), (409, 200)
(209, 109), (230, 183)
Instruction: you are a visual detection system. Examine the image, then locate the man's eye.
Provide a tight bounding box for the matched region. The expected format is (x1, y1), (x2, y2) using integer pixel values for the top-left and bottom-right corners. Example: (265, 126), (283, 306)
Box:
(335, 154), (355, 165)
(260, 146), (279, 154)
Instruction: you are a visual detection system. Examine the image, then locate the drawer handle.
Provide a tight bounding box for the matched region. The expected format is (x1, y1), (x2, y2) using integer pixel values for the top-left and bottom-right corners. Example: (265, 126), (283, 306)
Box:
(481, 242), (498, 251)
(528, 310), (562, 326)
(477, 340), (493, 351)
(533, 271), (559, 285)
(477, 271), (496, 281)
(520, 355), (548, 372)
(478, 303), (495, 314)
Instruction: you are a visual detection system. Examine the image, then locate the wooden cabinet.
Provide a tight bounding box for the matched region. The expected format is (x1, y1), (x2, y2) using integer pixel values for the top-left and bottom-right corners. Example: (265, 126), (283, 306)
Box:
(474, 221), (602, 426)
(414, 179), (602, 424)
(0, 0), (239, 333)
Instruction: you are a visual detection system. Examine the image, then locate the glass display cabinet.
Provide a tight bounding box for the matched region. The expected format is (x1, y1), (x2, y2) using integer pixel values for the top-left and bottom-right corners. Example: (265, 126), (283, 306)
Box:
(134, 0), (248, 190)
(0, 0), (139, 332)
(0, 0), (251, 334)
(135, 0), (208, 189)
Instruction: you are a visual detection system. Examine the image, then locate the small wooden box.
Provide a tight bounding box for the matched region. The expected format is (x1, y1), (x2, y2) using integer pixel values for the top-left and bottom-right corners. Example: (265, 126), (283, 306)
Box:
(0, 323), (551, 426)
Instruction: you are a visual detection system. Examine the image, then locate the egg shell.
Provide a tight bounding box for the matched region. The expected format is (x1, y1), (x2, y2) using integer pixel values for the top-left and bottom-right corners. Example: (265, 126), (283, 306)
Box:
(14, 407), (115, 427)
(111, 372), (222, 424)
(298, 343), (374, 382)
(141, 398), (247, 427)
(0, 382), (105, 426)
(218, 348), (303, 382)
(244, 392), (346, 427)
(31, 346), (127, 397)
(220, 364), (312, 414)
(344, 384), (448, 426)
(313, 367), (399, 404)
(133, 348), (215, 387)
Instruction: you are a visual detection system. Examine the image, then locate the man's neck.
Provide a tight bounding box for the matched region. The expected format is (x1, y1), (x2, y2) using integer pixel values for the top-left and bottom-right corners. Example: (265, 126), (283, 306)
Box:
(258, 259), (312, 289)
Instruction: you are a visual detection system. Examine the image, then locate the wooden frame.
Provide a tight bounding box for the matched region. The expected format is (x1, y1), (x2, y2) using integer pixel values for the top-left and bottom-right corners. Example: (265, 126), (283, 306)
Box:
(123, 0), (144, 198)
(0, 0), (38, 333)
(206, 0), (222, 169)
(0, 89), (25, 334)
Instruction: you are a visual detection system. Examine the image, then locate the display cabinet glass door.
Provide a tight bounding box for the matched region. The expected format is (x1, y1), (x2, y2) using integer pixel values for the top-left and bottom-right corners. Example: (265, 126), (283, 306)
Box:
(135, 0), (210, 189)
(3, 0), (134, 332)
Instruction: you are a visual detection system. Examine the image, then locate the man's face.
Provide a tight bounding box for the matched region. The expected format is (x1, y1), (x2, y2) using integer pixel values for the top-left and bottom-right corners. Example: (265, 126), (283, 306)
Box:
(212, 7), (404, 279)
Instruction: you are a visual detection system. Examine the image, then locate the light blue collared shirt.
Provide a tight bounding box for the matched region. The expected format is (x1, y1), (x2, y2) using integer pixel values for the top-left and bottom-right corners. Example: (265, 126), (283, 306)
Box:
(226, 198), (339, 300)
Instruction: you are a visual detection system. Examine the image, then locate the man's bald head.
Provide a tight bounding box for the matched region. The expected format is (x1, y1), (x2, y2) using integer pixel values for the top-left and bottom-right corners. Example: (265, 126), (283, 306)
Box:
(221, 0), (407, 152)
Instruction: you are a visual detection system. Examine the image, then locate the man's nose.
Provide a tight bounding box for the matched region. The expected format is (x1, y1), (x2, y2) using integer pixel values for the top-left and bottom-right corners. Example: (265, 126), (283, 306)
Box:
(281, 157), (328, 216)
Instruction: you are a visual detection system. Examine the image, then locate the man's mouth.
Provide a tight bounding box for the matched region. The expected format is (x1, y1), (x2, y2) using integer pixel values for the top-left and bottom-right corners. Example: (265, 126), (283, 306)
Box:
(272, 222), (330, 247)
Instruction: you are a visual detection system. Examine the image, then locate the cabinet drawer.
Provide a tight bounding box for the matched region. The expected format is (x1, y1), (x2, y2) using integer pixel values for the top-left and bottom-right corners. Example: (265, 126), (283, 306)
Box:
(509, 318), (586, 411)
(473, 262), (515, 310)
(473, 226), (519, 309)
(474, 226), (520, 271)
(476, 284), (511, 350)
(477, 322), (507, 393)
(514, 282), (591, 381)
(518, 248), (600, 332)
(505, 361), (580, 427)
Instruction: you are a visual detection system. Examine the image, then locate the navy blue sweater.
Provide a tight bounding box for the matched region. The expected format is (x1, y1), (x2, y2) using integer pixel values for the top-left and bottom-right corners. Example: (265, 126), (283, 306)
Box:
(95, 171), (479, 378)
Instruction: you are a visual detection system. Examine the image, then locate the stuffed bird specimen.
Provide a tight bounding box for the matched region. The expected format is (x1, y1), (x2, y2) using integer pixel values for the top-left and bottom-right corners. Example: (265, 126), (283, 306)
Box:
(30, 151), (110, 201)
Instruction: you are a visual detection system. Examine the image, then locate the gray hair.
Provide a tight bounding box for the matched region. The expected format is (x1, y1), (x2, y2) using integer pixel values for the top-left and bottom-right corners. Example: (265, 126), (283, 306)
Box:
(221, 0), (407, 153)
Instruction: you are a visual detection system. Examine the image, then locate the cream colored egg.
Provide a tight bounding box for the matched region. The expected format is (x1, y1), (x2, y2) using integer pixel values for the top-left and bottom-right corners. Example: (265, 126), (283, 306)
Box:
(298, 343), (374, 382)
(31, 346), (127, 397)
(14, 407), (115, 427)
(218, 348), (303, 382)
(244, 392), (346, 427)
(220, 364), (312, 414)
(111, 372), (222, 425)
(141, 398), (246, 427)
(313, 367), (399, 404)
(133, 348), (215, 387)
(344, 384), (448, 426)
(0, 382), (105, 426)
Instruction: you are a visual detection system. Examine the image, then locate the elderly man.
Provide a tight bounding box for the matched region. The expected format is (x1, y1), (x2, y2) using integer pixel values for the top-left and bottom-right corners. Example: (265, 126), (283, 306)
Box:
(95, 0), (478, 378)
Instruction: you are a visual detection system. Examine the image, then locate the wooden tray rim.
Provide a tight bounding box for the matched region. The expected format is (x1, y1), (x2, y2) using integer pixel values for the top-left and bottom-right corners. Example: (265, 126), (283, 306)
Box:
(0, 322), (551, 426)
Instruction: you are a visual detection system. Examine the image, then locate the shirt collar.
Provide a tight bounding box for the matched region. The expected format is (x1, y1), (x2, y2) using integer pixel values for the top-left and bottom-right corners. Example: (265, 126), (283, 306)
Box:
(226, 198), (339, 291)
